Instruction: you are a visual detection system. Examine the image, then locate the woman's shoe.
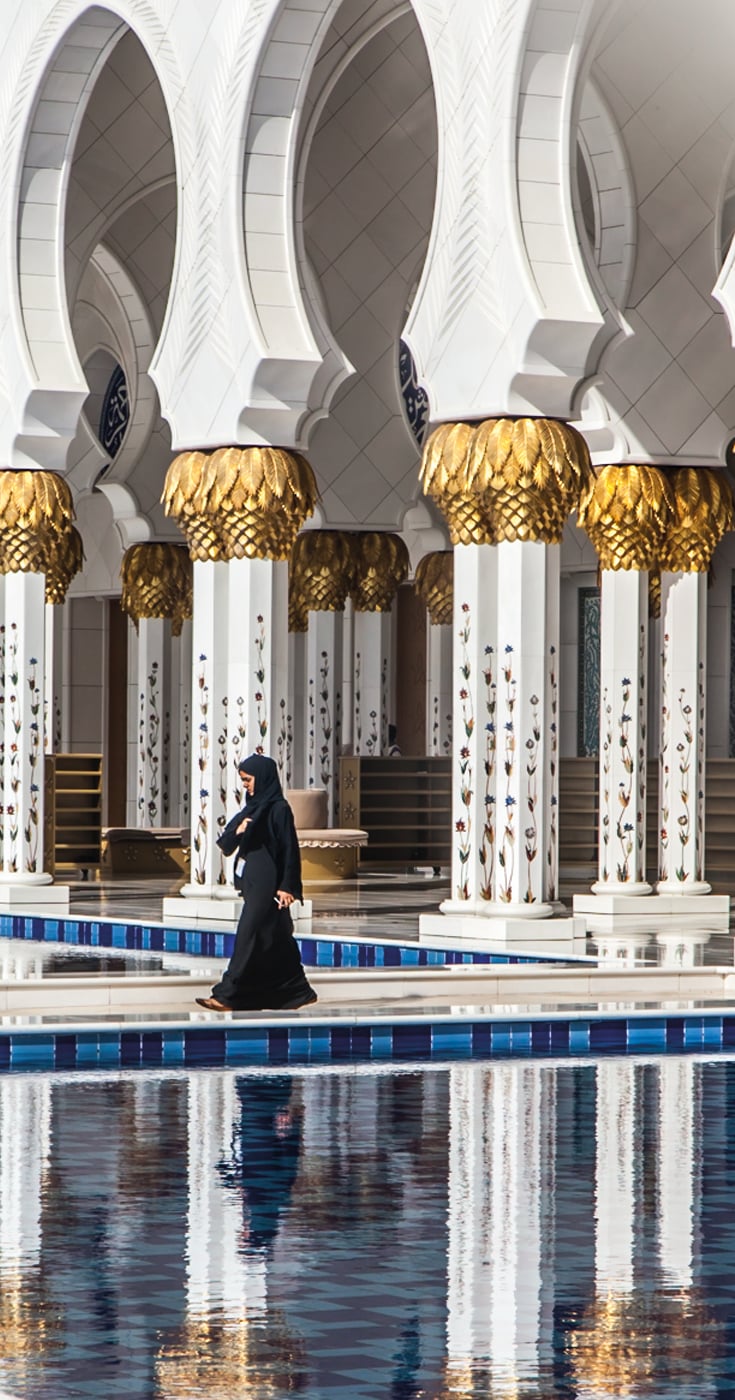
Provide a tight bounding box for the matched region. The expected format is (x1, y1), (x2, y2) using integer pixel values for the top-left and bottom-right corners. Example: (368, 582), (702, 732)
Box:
(195, 996), (232, 1011)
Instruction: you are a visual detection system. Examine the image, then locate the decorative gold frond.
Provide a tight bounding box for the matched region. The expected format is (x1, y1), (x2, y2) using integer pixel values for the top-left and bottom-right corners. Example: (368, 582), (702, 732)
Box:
(163, 448), (317, 561)
(120, 543), (193, 634)
(414, 550), (453, 624)
(290, 530), (354, 613)
(420, 422), (494, 544)
(45, 526), (84, 604)
(577, 464), (675, 570)
(0, 470), (78, 579)
(658, 467), (734, 572)
(350, 531), (409, 611)
(469, 417), (592, 543)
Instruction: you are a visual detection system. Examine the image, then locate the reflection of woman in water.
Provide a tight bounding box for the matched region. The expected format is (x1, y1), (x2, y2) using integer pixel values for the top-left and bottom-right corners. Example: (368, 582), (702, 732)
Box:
(196, 753), (317, 1012)
(218, 1077), (302, 1252)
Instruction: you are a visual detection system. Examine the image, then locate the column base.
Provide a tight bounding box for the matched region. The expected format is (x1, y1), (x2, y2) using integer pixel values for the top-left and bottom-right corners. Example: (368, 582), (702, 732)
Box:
(420, 911), (586, 949)
(575, 891), (728, 918)
(162, 894), (313, 928)
(589, 880), (652, 897)
(439, 898), (554, 920)
(0, 879), (70, 908)
(656, 879), (712, 896)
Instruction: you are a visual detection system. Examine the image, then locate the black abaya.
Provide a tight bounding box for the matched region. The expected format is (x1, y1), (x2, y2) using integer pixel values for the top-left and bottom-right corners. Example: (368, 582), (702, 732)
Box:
(212, 792), (315, 1010)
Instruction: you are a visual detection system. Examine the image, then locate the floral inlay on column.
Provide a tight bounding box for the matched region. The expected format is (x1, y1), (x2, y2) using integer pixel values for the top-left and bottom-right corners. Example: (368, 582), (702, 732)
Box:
(696, 661), (705, 882)
(217, 696), (228, 883)
(523, 691), (541, 903)
(319, 651), (331, 788)
(674, 687), (693, 882)
(616, 676), (635, 883)
(480, 645), (496, 899)
(182, 700), (190, 822)
(7, 625), (19, 872)
(254, 615), (267, 752)
(498, 646), (517, 903)
(354, 650), (362, 752)
(546, 645), (558, 902)
(659, 633), (670, 882)
(146, 660), (161, 824)
(230, 696), (246, 803)
(456, 602), (474, 899)
(24, 656), (41, 872)
(600, 686), (613, 882)
(193, 654), (209, 885)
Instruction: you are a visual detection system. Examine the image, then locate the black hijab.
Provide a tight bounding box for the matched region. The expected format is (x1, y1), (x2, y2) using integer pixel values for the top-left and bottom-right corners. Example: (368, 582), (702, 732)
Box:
(238, 753), (284, 827)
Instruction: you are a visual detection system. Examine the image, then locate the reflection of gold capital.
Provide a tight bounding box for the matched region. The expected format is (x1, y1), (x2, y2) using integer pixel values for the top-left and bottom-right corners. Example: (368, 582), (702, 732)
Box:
(162, 447), (317, 561)
(0, 469), (77, 581)
(121, 542), (193, 634)
(414, 550), (453, 624)
(350, 531), (409, 611)
(290, 530), (354, 614)
(578, 464), (675, 570)
(658, 467), (733, 572)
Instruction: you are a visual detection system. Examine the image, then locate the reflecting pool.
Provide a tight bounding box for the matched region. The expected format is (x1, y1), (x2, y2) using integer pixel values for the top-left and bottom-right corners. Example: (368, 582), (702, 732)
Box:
(1, 1057), (734, 1398)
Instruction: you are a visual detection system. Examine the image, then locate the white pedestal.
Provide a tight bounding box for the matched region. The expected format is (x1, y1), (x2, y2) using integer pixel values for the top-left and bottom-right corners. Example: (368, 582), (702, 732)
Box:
(0, 881), (70, 908)
(420, 911), (586, 948)
(574, 892), (730, 918)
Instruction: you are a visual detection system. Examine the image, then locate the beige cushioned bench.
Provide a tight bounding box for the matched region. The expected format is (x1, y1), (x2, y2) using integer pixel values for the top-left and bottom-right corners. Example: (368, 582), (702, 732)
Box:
(101, 827), (188, 875)
(287, 789), (367, 880)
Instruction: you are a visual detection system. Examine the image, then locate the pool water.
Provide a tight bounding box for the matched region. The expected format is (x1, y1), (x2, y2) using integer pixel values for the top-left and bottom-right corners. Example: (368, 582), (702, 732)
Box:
(0, 1057), (734, 1398)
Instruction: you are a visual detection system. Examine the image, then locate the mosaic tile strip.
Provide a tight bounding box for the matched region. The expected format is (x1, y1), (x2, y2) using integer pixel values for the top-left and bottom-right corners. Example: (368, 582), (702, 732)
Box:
(1, 1012), (735, 1072)
(0, 913), (571, 970)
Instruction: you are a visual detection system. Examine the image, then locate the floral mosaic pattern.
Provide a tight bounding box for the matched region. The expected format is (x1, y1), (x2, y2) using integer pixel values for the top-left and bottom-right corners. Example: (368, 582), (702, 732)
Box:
(217, 697), (228, 883)
(138, 659), (160, 825)
(318, 650), (332, 790)
(696, 661), (705, 883)
(455, 603), (474, 900)
(230, 695), (247, 805)
(615, 674), (636, 883)
(479, 646), (496, 900)
(673, 686), (694, 882)
(660, 631), (670, 882)
(546, 646), (558, 903)
(600, 685), (613, 882)
(6, 625), (19, 872)
(193, 655), (209, 885)
(24, 655), (41, 872)
(497, 646), (517, 903)
(254, 615), (267, 752)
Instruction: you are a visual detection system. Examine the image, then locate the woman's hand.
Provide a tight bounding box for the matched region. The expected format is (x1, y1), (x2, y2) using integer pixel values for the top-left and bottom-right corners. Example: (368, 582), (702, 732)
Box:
(275, 890), (295, 909)
(236, 817), (251, 835)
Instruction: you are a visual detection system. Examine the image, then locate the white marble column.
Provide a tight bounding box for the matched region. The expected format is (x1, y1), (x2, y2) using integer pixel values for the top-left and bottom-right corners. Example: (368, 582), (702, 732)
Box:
(427, 620), (452, 757)
(133, 617), (168, 829)
(441, 543), (497, 911)
(224, 557), (289, 792)
(657, 571), (708, 894)
(340, 598), (354, 755)
(305, 610), (342, 822)
(44, 602), (63, 754)
(353, 610), (393, 756)
(287, 629), (306, 790)
(492, 540), (560, 913)
(180, 560), (230, 897)
(169, 618), (192, 828)
(0, 572), (64, 901)
(593, 569), (650, 895)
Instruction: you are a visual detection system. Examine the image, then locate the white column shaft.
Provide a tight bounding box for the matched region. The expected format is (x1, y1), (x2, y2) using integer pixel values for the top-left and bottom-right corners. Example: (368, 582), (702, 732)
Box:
(44, 603), (63, 753)
(225, 557), (289, 799)
(1, 573), (49, 880)
(340, 598), (354, 753)
(494, 541), (559, 912)
(353, 610), (392, 756)
(134, 618), (168, 828)
(443, 544), (497, 909)
(427, 621), (453, 757)
(306, 610), (342, 822)
(595, 569), (650, 893)
(185, 561), (230, 894)
(658, 571), (708, 892)
(288, 629), (306, 789)
(168, 618), (192, 828)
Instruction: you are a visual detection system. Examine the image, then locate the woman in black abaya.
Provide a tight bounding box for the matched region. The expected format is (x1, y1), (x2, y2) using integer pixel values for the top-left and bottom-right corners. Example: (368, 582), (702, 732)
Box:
(195, 754), (317, 1012)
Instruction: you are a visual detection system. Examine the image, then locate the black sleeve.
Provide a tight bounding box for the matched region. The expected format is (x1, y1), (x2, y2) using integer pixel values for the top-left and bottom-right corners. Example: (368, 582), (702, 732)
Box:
(272, 802), (303, 901)
(216, 807), (249, 856)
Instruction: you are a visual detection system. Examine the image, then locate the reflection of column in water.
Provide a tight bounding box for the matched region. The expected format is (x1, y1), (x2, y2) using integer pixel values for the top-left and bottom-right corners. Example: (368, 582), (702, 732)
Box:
(595, 1061), (637, 1294)
(0, 942), (46, 980)
(446, 1063), (555, 1384)
(185, 1072), (266, 1318)
(655, 929), (710, 969)
(0, 1077), (50, 1268)
(657, 1059), (699, 1288)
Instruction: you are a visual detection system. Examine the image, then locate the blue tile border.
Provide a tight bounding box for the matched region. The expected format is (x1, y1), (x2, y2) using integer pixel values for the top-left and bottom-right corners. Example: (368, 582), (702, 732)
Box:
(0, 911), (583, 971)
(0, 1010), (733, 1072)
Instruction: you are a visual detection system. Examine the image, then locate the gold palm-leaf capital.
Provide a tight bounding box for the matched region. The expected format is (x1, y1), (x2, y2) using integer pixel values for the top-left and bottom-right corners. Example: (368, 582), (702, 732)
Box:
(420, 421), (495, 545)
(45, 525), (84, 603)
(290, 529), (354, 612)
(120, 541), (193, 632)
(578, 464), (675, 570)
(350, 531), (409, 611)
(414, 549), (453, 624)
(469, 417), (592, 543)
(659, 467), (734, 572)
